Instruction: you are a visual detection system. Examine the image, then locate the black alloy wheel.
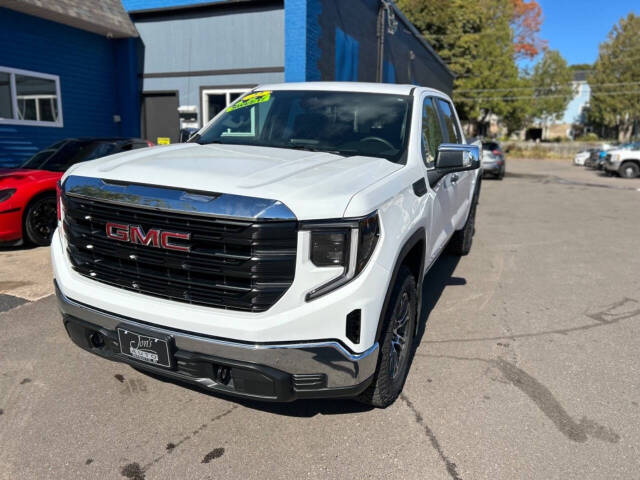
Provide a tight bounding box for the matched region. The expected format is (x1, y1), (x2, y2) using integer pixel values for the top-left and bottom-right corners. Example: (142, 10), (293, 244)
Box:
(24, 194), (58, 246)
(620, 162), (639, 179)
(358, 266), (417, 408)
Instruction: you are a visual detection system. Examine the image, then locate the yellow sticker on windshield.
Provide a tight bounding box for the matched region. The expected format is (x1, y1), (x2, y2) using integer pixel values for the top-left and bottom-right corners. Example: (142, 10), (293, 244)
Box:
(227, 91), (271, 112)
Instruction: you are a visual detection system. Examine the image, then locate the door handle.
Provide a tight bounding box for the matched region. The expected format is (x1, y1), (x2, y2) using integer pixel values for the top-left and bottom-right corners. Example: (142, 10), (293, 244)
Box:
(451, 173), (459, 184)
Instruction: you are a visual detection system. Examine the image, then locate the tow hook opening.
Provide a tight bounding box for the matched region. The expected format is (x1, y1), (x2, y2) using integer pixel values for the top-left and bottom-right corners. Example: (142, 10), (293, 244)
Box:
(89, 331), (105, 349)
(214, 365), (231, 385)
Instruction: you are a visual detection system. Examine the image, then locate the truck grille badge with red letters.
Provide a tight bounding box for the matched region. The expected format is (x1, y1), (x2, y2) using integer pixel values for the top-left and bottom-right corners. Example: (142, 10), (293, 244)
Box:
(106, 222), (191, 252)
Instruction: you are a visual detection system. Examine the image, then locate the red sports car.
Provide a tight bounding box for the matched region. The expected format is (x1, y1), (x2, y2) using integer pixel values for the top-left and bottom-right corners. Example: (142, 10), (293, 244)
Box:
(0, 137), (153, 246)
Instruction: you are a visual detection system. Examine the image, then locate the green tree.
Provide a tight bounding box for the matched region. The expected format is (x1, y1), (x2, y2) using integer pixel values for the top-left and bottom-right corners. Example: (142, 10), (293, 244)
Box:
(501, 75), (534, 135)
(530, 49), (573, 127)
(396, 0), (529, 134)
(568, 63), (592, 73)
(589, 13), (640, 141)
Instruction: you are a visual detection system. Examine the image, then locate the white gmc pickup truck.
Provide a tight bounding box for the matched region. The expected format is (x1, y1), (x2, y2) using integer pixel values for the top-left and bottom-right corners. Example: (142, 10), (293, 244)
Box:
(53, 82), (481, 407)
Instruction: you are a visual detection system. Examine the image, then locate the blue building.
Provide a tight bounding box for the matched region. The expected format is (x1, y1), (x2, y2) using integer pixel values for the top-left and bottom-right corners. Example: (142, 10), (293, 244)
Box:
(0, 0), (141, 167)
(1, 0), (453, 159)
(124, 0), (454, 143)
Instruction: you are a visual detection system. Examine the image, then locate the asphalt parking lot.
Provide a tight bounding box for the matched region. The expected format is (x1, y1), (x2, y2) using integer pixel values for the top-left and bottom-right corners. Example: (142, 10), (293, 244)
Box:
(1, 158), (639, 480)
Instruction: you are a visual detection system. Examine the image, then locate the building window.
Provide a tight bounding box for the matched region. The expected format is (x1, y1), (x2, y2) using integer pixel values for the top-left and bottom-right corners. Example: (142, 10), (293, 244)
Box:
(0, 67), (63, 127)
(201, 88), (252, 126)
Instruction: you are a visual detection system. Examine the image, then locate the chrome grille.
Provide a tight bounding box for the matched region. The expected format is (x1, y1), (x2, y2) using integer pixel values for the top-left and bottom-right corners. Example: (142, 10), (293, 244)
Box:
(62, 193), (297, 312)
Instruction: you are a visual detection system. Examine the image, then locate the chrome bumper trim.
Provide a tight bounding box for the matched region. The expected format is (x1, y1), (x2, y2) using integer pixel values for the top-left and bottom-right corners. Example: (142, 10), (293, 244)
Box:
(56, 284), (379, 389)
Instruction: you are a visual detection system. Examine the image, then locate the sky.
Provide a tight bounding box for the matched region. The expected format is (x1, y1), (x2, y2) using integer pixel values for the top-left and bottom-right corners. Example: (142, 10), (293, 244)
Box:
(537, 0), (639, 66)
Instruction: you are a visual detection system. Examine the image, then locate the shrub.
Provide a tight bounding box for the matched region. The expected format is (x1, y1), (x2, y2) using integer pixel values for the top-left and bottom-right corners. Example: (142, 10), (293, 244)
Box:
(576, 132), (599, 141)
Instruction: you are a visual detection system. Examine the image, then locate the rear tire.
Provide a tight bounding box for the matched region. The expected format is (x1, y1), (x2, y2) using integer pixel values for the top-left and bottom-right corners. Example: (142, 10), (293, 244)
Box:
(23, 194), (57, 246)
(619, 162), (639, 179)
(448, 191), (478, 256)
(357, 266), (417, 408)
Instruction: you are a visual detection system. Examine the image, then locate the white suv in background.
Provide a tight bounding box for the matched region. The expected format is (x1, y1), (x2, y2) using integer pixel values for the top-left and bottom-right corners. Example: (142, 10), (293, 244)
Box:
(604, 143), (640, 178)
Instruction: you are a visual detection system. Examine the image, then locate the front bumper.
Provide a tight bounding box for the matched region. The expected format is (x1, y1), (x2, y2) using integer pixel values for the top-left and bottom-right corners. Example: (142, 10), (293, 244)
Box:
(482, 161), (503, 174)
(56, 283), (378, 402)
(604, 160), (621, 172)
(0, 207), (22, 243)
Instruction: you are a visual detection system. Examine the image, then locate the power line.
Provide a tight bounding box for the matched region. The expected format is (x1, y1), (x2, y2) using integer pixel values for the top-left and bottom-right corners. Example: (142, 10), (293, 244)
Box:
(456, 80), (640, 93)
(457, 90), (640, 101)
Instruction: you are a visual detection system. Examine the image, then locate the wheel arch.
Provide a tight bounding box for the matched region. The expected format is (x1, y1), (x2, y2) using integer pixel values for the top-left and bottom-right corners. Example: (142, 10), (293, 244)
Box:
(375, 228), (426, 341)
(620, 159), (640, 174)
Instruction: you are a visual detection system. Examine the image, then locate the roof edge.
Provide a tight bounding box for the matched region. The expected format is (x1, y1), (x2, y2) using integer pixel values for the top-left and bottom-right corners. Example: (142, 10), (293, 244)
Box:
(128, 0), (281, 16)
(4, 2), (138, 38)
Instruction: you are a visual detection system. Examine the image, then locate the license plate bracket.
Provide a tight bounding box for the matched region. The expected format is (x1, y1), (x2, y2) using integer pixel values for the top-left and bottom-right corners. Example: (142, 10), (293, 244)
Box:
(117, 327), (173, 369)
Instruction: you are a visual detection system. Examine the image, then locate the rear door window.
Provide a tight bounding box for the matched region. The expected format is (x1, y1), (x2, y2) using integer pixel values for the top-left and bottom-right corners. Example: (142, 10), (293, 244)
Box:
(482, 142), (500, 151)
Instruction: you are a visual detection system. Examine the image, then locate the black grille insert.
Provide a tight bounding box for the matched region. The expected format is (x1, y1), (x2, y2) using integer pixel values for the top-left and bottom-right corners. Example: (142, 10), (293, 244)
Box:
(62, 194), (297, 312)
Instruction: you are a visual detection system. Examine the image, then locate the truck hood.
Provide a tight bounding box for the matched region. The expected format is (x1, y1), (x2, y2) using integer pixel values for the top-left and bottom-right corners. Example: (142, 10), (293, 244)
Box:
(609, 148), (640, 155)
(65, 143), (404, 219)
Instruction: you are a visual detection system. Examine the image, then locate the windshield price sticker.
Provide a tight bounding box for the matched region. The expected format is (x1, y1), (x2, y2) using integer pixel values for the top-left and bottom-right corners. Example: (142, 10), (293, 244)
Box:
(227, 91), (271, 112)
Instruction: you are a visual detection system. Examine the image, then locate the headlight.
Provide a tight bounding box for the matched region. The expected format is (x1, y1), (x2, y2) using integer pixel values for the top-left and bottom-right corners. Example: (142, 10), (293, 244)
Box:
(0, 188), (17, 203)
(303, 212), (380, 301)
(310, 230), (349, 267)
(612, 154), (620, 162)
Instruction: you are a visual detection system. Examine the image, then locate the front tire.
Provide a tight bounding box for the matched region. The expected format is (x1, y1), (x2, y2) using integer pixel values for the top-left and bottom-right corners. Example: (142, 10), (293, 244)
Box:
(358, 266), (417, 408)
(619, 162), (639, 179)
(24, 194), (57, 246)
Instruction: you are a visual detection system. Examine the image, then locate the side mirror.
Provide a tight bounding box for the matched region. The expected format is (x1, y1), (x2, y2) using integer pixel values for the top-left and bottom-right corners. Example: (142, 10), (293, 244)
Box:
(435, 144), (481, 171)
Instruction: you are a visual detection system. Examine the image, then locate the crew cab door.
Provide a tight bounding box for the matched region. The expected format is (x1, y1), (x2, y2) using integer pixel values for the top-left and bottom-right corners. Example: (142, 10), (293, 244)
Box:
(434, 98), (472, 230)
(419, 96), (457, 263)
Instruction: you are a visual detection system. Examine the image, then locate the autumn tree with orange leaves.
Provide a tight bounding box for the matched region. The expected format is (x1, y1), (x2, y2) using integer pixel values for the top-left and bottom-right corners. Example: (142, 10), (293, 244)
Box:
(511, 0), (546, 59)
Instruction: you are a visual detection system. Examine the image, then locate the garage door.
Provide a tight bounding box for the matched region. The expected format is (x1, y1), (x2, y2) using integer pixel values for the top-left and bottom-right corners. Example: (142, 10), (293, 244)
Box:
(142, 92), (179, 145)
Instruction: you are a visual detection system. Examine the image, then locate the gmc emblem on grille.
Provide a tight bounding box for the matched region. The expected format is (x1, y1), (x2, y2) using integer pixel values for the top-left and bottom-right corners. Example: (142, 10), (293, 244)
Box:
(105, 222), (191, 252)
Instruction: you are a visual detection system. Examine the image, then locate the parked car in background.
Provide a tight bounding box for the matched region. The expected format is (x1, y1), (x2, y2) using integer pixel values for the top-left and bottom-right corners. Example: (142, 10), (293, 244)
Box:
(481, 141), (505, 179)
(0, 137), (153, 246)
(585, 144), (613, 169)
(604, 144), (640, 178)
(573, 149), (592, 166)
(596, 142), (640, 172)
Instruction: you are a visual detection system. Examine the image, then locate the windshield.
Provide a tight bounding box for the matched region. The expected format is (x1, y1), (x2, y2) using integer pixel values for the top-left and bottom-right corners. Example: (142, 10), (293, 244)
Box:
(482, 142), (500, 151)
(195, 90), (413, 163)
(21, 140), (119, 172)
